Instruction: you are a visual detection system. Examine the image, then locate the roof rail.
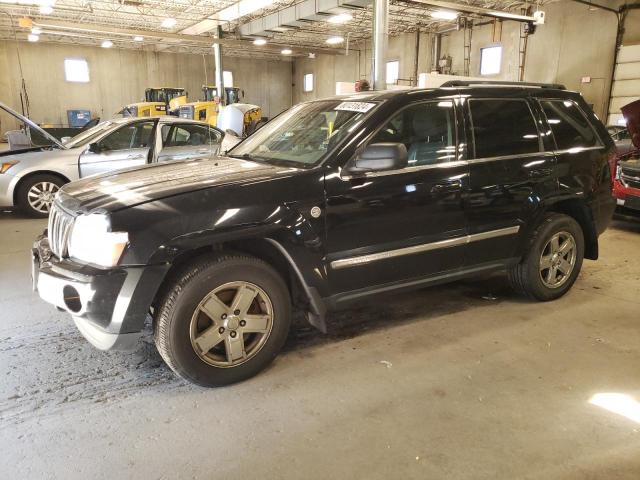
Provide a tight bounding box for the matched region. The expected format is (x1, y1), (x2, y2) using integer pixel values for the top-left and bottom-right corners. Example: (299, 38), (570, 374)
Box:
(440, 80), (566, 90)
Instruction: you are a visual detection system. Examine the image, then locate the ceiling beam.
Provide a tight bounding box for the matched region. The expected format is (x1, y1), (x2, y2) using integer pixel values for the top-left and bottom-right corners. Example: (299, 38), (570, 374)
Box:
(26, 19), (346, 56)
(409, 0), (538, 23)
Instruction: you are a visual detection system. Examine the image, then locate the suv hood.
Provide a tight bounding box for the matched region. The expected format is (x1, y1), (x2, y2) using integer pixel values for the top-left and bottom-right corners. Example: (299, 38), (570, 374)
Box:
(59, 156), (298, 212)
(0, 101), (66, 149)
(621, 99), (640, 149)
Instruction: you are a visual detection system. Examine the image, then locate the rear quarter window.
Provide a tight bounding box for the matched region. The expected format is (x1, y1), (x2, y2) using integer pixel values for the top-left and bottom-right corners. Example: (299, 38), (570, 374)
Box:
(540, 100), (601, 150)
(468, 99), (540, 158)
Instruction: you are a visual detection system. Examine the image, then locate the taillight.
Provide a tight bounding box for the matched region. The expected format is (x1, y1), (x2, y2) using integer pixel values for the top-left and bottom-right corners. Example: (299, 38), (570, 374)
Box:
(607, 150), (618, 187)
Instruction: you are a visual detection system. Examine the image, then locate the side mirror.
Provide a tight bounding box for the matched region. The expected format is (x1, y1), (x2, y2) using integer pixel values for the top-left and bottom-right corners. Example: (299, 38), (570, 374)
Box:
(347, 143), (408, 174)
(87, 143), (101, 154)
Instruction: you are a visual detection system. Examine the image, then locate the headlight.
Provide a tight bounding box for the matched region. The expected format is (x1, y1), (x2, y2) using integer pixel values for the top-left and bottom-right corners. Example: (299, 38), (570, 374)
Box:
(68, 214), (129, 267)
(1, 161), (19, 174)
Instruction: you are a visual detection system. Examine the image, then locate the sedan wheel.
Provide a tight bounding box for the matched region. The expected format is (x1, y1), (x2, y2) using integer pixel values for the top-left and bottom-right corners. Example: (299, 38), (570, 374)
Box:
(27, 181), (60, 215)
(16, 174), (65, 218)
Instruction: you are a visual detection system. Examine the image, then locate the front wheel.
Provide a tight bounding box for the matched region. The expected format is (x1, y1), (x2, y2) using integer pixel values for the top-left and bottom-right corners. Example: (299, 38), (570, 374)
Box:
(16, 174), (64, 218)
(154, 254), (291, 387)
(508, 213), (585, 301)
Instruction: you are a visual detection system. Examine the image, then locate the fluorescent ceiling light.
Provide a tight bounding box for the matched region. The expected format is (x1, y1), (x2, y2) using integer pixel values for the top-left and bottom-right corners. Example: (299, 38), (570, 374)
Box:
(326, 36), (344, 45)
(430, 10), (458, 20)
(328, 13), (352, 24)
(27, 33), (39, 42)
(101, 40), (113, 48)
(39, 5), (53, 14)
(253, 38), (267, 46)
(161, 17), (177, 28)
(281, 48), (292, 55)
(133, 35), (144, 42)
(31, 26), (42, 34)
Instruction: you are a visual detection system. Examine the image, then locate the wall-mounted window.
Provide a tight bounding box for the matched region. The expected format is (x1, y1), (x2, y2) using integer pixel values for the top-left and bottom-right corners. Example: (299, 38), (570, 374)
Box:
(64, 58), (90, 83)
(303, 73), (314, 92)
(480, 45), (502, 76)
(223, 70), (233, 87)
(386, 60), (399, 85)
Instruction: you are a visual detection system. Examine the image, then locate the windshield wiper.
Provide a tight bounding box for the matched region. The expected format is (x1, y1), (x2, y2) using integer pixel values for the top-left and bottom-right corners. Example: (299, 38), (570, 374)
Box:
(227, 153), (268, 163)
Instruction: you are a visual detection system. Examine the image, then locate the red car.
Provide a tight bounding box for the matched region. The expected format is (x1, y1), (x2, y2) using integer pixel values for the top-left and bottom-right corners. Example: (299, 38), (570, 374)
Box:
(613, 100), (640, 213)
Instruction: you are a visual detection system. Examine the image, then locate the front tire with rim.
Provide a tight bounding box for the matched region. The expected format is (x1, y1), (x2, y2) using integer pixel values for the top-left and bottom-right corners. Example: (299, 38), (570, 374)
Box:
(154, 254), (291, 387)
(16, 174), (64, 218)
(508, 213), (584, 301)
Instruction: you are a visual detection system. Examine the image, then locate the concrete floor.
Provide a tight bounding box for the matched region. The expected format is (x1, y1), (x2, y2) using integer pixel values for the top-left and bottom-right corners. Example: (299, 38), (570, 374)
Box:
(1, 211), (639, 480)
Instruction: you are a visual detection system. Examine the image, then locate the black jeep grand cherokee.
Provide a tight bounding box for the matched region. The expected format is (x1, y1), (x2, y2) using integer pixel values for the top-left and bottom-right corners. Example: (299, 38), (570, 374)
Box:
(33, 82), (616, 386)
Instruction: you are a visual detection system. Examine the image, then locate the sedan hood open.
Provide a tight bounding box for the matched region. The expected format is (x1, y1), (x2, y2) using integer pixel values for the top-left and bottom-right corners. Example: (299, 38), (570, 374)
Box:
(0, 101), (67, 150)
(58, 156), (297, 212)
(621, 99), (640, 150)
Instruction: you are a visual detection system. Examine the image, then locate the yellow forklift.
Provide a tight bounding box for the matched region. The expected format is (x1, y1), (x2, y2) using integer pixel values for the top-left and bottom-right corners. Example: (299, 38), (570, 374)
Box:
(179, 85), (263, 136)
(121, 87), (188, 118)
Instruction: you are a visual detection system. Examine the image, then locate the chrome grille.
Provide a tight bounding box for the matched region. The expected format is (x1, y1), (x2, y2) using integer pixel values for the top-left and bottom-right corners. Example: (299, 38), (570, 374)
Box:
(47, 203), (75, 259)
(621, 167), (640, 189)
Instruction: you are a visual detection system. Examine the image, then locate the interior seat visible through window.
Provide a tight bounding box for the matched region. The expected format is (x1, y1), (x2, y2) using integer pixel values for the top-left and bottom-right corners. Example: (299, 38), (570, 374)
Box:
(370, 101), (456, 166)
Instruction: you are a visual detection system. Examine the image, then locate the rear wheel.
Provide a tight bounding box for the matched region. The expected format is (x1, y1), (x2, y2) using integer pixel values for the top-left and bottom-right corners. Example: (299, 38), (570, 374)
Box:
(508, 213), (584, 301)
(16, 174), (64, 218)
(154, 254), (291, 387)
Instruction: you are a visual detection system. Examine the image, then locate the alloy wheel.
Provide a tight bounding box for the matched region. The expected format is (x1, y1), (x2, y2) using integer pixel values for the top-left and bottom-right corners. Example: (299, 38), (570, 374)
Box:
(189, 281), (274, 368)
(539, 231), (577, 289)
(27, 181), (59, 214)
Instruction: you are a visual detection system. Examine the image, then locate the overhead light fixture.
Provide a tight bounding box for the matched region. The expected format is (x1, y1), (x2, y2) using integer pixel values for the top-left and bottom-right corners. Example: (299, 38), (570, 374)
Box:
(430, 10), (459, 20)
(253, 38), (267, 46)
(39, 5), (53, 14)
(101, 40), (113, 48)
(281, 48), (292, 55)
(27, 33), (39, 42)
(326, 36), (344, 45)
(161, 17), (177, 28)
(31, 26), (42, 35)
(133, 35), (144, 42)
(328, 13), (353, 24)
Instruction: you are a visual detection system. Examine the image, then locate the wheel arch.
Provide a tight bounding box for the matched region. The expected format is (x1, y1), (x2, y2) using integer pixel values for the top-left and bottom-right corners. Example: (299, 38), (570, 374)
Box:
(12, 170), (71, 205)
(151, 237), (328, 333)
(545, 198), (598, 260)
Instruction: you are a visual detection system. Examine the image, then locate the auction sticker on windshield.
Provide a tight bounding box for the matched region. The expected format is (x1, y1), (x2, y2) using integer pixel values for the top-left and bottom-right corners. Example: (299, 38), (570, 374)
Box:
(335, 102), (376, 113)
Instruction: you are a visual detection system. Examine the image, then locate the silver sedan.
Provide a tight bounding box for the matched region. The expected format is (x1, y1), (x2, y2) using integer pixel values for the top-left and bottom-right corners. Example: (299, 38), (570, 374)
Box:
(0, 102), (224, 217)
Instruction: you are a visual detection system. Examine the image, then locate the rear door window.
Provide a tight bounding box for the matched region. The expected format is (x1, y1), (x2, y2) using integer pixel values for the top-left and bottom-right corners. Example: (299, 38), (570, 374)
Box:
(468, 99), (540, 158)
(164, 124), (210, 147)
(540, 100), (600, 150)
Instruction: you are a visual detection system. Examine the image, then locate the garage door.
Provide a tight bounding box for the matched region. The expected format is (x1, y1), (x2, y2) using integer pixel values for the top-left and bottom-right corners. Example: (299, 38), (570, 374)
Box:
(608, 44), (640, 126)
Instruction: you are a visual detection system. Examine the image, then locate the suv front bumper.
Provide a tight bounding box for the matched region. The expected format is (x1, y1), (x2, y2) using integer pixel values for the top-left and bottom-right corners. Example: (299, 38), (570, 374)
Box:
(32, 234), (169, 351)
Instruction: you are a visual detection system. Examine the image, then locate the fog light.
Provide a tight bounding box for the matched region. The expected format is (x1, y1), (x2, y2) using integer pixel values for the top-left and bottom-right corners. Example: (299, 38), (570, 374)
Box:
(63, 285), (82, 313)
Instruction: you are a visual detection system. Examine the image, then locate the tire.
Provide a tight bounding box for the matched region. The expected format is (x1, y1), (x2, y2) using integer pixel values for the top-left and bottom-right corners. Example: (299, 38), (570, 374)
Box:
(16, 174), (65, 218)
(154, 253), (291, 387)
(508, 213), (584, 301)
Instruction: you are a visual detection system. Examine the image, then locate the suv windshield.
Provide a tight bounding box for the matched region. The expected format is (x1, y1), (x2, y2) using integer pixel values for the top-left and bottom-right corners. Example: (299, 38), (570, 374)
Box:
(63, 121), (116, 148)
(229, 99), (378, 167)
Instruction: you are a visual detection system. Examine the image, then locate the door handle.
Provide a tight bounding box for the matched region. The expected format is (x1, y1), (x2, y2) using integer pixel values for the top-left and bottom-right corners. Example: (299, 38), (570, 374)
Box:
(431, 180), (462, 195)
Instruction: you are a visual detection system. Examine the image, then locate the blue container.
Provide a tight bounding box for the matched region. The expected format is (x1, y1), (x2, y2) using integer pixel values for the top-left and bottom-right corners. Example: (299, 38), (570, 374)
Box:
(67, 110), (92, 128)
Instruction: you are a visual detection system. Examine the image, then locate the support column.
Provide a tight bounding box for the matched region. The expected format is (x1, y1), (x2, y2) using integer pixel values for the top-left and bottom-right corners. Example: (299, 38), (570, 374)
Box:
(372, 0), (389, 90)
(213, 25), (225, 105)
